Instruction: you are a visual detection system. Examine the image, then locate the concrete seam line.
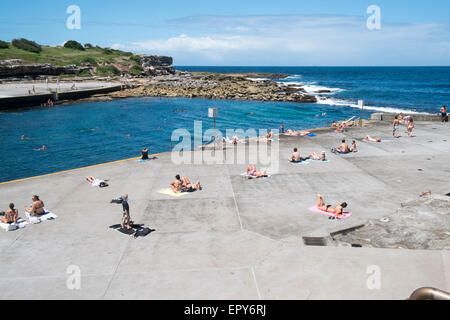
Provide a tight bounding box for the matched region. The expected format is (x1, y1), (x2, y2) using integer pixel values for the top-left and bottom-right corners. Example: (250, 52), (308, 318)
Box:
(251, 267), (262, 300)
(101, 237), (133, 299)
(225, 165), (243, 230)
(0, 153), (161, 185)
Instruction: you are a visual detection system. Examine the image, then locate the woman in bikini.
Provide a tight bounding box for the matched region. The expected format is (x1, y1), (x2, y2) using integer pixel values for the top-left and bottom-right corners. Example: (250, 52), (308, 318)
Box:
(246, 165), (267, 178)
(1, 203), (18, 224)
(24, 195), (45, 217)
(316, 194), (347, 219)
(407, 118), (415, 137)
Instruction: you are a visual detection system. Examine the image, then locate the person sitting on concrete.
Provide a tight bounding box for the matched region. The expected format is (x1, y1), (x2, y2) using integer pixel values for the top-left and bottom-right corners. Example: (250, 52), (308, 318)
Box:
(350, 140), (358, 153)
(181, 177), (202, 192)
(288, 148), (303, 162)
(308, 151), (327, 161)
(266, 130), (273, 140)
(121, 194), (132, 230)
(316, 194), (347, 219)
(24, 195), (45, 217)
(0, 203), (18, 224)
(170, 175), (184, 193)
(334, 140), (350, 154)
(363, 135), (382, 143)
(86, 176), (108, 188)
(246, 165), (267, 178)
(141, 148), (149, 160)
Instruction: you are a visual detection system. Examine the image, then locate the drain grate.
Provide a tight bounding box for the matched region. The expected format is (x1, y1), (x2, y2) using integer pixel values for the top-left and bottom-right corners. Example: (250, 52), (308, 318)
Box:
(303, 237), (327, 246)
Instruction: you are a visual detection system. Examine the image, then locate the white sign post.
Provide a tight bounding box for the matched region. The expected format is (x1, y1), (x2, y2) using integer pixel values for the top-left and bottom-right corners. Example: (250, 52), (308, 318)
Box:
(208, 108), (218, 129)
(358, 100), (364, 127)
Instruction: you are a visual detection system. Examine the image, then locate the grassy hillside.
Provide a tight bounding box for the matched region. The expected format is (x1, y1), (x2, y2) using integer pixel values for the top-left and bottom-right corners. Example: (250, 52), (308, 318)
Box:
(0, 42), (143, 76)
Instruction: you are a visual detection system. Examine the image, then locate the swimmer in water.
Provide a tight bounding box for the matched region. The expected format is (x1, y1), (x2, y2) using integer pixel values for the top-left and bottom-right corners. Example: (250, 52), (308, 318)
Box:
(34, 145), (46, 151)
(21, 135), (25, 140)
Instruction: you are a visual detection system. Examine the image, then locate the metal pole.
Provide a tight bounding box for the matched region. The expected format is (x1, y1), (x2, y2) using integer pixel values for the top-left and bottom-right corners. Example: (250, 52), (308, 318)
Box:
(214, 117), (216, 129)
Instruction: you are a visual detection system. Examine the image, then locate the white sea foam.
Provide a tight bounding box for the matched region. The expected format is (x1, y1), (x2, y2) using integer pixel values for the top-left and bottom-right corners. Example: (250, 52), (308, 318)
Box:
(246, 77), (270, 82)
(316, 97), (428, 114)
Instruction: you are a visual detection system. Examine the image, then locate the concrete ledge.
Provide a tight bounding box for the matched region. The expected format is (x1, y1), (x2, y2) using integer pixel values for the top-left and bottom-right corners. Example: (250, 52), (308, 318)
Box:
(0, 85), (123, 110)
(371, 112), (441, 122)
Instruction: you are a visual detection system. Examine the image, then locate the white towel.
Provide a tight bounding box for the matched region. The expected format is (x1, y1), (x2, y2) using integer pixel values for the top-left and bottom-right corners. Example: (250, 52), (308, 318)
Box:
(25, 210), (58, 224)
(0, 218), (27, 232)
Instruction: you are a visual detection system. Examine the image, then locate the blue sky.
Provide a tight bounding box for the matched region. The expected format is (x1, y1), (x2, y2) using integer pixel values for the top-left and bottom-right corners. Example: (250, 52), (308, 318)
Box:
(1, 0), (449, 65)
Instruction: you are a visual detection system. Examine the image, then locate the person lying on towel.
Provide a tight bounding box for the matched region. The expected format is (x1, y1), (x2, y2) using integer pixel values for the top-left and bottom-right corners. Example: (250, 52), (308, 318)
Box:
(316, 194), (347, 220)
(246, 165), (267, 178)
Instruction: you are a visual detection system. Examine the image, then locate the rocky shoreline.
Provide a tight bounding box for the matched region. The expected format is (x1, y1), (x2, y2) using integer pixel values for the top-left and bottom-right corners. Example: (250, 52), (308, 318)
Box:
(89, 72), (317, 104)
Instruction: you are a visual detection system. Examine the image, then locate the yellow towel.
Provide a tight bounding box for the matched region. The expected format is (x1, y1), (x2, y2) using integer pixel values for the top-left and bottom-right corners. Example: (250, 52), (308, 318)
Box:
(158, 188), (188, 197)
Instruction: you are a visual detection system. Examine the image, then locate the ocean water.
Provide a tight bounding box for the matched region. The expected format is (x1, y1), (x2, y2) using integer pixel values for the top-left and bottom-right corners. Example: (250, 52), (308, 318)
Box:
(1, 66), (449, 182)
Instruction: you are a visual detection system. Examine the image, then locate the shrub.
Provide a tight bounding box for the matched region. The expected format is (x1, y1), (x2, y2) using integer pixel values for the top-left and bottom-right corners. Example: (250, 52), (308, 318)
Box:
(81, 56), (98, 66)
(84, 43), (93, 49)
(96, 65), (120, 77)
(0, 40), (9, 49)
(78, 69), (92, 77)
(102, 48), (114, 55)
(64, 40), (85, 51)
(129, 55), (142, 65)
(129, 65), (143, 76)
(12, 38), (42, 53)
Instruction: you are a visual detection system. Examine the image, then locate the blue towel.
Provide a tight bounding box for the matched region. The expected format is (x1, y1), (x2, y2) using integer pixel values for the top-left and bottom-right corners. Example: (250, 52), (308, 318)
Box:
(307, 133), (317, 137)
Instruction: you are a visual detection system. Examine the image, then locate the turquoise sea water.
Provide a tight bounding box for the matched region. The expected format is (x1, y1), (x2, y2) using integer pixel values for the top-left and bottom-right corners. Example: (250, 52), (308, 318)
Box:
(1, 66), (448, 182)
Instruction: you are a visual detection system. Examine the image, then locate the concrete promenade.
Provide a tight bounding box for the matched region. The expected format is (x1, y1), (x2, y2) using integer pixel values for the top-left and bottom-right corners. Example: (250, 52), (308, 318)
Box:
(0, 120), (448, 299)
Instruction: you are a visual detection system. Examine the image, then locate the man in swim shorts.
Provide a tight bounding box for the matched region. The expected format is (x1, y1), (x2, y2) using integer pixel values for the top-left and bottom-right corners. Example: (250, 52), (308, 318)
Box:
(316, 194), (347, 219)
(288, 148), (303, 162)
(335, 140), (350, 154)
(440, 106), (448, 122)
(393, 116), (400, 138)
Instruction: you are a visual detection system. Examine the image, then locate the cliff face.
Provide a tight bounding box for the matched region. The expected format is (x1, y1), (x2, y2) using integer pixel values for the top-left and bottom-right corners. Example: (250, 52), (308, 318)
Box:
(0, 60), (89, 78)
(140, 55), (175, 76)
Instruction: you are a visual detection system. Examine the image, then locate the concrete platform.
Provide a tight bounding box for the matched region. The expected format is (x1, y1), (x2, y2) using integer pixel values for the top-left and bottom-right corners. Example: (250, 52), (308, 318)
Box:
(0, 120), (448, 299)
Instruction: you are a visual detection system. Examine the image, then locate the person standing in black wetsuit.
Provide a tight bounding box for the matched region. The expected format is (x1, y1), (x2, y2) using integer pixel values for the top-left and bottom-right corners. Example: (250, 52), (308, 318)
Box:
(141, 148), (149, 160)
(121, 194), (132, 230)
(440, 106), (448, 123)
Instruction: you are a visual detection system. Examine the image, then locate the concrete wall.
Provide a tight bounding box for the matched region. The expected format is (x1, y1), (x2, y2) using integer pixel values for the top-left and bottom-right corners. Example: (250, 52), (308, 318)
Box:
(371, 113), (442, 122)
(0, 85), (123, 110)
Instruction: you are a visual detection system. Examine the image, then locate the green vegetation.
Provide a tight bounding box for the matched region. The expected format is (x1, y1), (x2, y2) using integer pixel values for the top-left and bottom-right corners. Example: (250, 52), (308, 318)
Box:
(12, 38), (42, 53)
(64, 40), (85, 51)
(0, 42), (146, 77)
(96, 65), (121, 77)
(129, 65), (143, 76)
(0, 40), (8, 49)
(84, 43), (93, 49)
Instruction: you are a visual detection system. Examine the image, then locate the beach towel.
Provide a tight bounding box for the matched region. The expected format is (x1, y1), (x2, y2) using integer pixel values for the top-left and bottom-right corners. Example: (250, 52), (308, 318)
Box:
(138, 157), (157, 162)
(309, 159), (330, 163)
(25, 210), (58, 224)
(1, 218), (27, 232)
(308, 206), (352, 219)
(158, 188), (188, 197)
(241, 173), (271, 179)
(307, 133), (317, 137)
(291, 160), (310, 165)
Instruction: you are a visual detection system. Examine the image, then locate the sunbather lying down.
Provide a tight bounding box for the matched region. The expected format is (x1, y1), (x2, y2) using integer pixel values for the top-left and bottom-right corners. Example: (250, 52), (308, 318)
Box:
(316, 194), (347, 220)
(86, 176), (108, 188)
(363, 135), (382, 142)
(285, 129), (310, 136)
(170, 175), (202, 193)
(246, 165), (267, 178)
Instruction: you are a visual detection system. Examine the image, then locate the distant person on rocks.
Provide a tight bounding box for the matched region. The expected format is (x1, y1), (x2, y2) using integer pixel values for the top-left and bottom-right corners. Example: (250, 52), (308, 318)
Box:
(393, 115), (400, 138)
(440, 106), (448, 122)
(407, 118), (415, 137)
(24, 195), (45, 217)
(363, 135), (382, 143)
(316, 194), (347, 219)
(0, 203), (18, 224)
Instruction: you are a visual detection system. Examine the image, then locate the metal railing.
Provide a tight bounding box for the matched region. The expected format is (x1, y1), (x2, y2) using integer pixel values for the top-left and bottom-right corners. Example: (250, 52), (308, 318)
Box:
(408, 287), (450, 300)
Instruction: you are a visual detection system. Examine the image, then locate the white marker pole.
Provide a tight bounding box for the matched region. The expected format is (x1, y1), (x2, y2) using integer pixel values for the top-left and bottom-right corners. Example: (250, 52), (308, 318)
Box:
(359, 100), (364, 127)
